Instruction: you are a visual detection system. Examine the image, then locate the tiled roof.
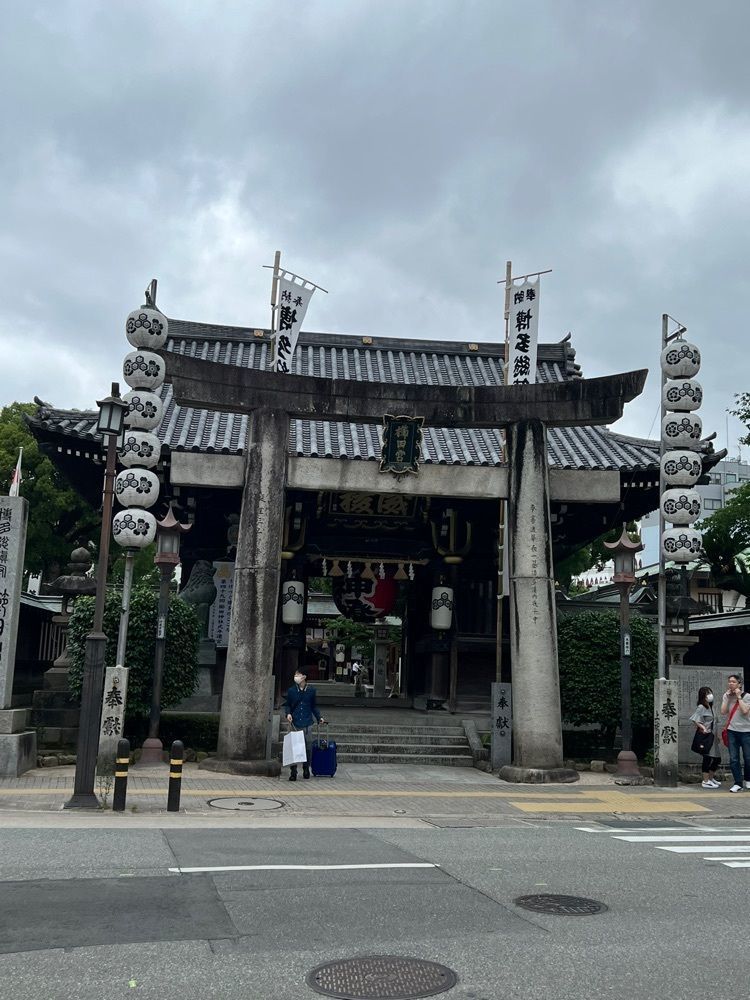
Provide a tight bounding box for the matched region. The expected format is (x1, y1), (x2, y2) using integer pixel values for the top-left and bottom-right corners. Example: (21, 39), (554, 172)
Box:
(30, 319), (659, 472)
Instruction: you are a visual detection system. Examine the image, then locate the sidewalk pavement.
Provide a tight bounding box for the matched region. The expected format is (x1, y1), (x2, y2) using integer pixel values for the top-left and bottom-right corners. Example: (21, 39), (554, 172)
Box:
(2, 762), (750, 824)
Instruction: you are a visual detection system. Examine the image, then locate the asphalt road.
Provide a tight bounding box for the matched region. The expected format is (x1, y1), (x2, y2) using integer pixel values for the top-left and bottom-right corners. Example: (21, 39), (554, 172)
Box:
(0, 818), (747, 999)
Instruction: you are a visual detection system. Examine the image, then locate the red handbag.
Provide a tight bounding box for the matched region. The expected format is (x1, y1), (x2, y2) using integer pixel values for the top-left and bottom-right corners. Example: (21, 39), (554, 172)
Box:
(722, 701), (740, 747)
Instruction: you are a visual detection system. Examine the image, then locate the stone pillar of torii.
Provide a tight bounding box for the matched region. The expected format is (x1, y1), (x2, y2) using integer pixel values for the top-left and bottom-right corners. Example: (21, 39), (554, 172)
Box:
(162, 348), (646, 780)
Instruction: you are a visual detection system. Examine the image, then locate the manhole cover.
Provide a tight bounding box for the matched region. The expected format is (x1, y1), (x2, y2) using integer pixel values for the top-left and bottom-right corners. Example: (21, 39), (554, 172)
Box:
(306, 955), (458, 999)
(514, 894), (607, 915)
(207, 797), (284, 811)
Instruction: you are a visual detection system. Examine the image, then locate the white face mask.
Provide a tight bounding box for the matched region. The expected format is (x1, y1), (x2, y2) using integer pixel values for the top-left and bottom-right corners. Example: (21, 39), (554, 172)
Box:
(294, 676), (304, 685)
(706, 693), (714, 704)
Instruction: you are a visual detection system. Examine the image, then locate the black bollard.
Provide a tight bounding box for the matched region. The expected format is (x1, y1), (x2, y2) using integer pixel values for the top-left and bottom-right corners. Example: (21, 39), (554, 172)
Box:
(112, 738), (131, 812)
(167, 740), (184, 812)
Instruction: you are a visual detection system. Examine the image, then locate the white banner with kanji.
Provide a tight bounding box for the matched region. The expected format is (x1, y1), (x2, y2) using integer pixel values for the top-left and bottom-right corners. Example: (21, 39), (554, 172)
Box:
(273, 275), (315, 373)
(507, 278), (540, 386)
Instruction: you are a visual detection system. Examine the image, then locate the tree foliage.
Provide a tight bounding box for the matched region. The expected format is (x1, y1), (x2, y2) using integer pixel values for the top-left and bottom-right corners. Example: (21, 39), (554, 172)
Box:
(0, 402), (98, 576)
(558, 611), (657, 730)
(698, 481), (750, 599)
(67, 585), (200, 717)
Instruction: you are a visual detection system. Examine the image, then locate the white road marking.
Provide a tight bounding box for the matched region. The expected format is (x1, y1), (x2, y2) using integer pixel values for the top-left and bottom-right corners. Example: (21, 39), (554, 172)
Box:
(654, 844), (750, 854)
(720, 861), (750, 868)
(704, 856), (750, 861)
(615, 834), (750, 843)
(575, 826), (719, 834)
(169, 862), (439, 874)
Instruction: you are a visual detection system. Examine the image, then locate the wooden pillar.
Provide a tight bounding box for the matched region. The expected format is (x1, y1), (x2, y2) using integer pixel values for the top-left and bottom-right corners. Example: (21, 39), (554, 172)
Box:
(215, 408), (287, 763)
(507, 419), (564, 771)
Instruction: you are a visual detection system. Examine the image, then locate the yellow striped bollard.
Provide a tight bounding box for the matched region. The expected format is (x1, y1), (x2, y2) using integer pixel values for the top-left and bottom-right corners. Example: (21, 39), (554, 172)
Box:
(112, 738), (130, 812)
(167, 740), (184, 812)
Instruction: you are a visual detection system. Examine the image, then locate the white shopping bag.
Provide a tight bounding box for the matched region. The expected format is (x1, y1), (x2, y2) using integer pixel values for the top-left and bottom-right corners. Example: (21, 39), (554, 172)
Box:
(282, 730), (307, 766)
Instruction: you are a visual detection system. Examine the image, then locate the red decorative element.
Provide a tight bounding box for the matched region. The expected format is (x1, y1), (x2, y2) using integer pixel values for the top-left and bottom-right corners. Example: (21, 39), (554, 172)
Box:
(333, 572), (397, 622)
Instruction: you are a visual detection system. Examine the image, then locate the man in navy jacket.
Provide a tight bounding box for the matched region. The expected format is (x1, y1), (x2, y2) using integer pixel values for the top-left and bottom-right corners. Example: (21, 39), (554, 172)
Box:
(282, 667), (326, 781)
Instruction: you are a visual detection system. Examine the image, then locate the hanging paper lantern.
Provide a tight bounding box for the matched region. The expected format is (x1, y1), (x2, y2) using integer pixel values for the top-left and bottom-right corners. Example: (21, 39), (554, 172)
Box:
(281, 580), (305, 625)
(661, 450), (702, 486)
(123, 350), (166, 390)
(333, 573), (397, 622)
(661, 487), (701, 526)
(119, 430), (161, 469)
(112, 509), (157, 548)
(661, 413), (702, 451)
(660, 340), (701, 379)
(114, 469), (160, 508)
(123, 390), (164, 431)
(662, 378), (703, 412)
(125, 307), (169, 349)
(430, 586), (454, 630)
(662, 527), (702, 563)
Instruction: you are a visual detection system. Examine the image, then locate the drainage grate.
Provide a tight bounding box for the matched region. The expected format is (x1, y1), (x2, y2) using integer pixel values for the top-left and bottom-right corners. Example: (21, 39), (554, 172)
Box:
(514, 894), (607, 915)
(207, 797), (284, 811)
(306, 955), (458, 999)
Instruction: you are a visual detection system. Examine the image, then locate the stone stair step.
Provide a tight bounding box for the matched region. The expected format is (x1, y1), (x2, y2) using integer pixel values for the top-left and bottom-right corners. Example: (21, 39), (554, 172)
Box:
(336, 752), (474, 767)
(329, 735), (472, 748)
(323, 725), (467, 736)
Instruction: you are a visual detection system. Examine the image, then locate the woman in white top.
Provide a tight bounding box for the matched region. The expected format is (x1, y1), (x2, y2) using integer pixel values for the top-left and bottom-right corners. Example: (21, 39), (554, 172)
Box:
(689, 687), (721, 788)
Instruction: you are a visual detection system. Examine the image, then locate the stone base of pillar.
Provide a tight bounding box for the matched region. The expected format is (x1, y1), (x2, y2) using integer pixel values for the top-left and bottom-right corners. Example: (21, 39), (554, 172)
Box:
(499, 764), (580, 784)
(0, 710), (36, 777)
(615, 750), (641, 777)
(199, 757), (281, 777)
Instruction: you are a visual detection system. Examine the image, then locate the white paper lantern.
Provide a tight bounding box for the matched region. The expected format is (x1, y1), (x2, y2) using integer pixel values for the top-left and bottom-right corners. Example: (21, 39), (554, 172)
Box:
(119, 430), (161, 469)
(112, 509), (157, 548)
(123, 350), (166, 390)
(662, 527), (702, 563)
(430, 586), (454, 630)
(661, 413), (702, 451)
(281, 580), (305, 625)
(661, 487), (701, 526)
(661, 450), (703, 486)
(660, 340), (701, 379)
(125, 307), (168, 349)
(115, 468), (160, 508)
(662, 378), (703, 412)
(123, 390), (163, 431)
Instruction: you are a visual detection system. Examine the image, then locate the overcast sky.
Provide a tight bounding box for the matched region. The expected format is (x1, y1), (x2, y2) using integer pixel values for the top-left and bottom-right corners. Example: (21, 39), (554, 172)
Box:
(2, 0), (748, 449)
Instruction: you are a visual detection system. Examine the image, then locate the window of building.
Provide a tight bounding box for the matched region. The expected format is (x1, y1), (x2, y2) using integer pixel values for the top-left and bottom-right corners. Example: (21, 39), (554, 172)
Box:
(709, 473), (722, 485)
(704, 498), (722, 510)
(726, 473), (737, 483)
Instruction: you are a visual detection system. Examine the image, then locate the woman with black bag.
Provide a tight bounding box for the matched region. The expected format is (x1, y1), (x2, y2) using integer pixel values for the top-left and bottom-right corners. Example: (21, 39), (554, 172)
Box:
(690, 686), (721, 789)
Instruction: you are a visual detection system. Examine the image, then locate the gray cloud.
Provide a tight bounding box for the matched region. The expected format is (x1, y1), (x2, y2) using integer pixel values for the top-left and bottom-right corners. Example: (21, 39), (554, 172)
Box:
(1, 0), (749, 450)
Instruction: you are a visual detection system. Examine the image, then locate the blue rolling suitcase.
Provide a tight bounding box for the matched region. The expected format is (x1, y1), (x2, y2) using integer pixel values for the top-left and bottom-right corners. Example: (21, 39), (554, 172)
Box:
(310, 724), (337, 777)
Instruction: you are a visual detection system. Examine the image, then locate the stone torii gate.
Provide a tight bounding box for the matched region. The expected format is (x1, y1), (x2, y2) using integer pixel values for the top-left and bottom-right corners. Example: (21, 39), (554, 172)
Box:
(162, 350), (646, 778)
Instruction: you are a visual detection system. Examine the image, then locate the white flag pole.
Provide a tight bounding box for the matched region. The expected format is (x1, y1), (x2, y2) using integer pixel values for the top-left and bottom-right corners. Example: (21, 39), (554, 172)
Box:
(269, 249), (281, 370)
(9, 447), (23, 497)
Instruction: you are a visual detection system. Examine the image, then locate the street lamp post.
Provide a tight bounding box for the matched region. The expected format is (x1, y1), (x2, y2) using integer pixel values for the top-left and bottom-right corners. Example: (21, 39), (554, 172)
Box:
(604, 524), (644, 779)
(139, 506), (190, 765)
(65, 384), (128, 808)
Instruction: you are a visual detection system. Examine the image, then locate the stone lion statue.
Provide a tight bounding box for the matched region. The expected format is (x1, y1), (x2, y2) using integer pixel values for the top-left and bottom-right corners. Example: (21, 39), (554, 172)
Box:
(178, 560), (217, 637)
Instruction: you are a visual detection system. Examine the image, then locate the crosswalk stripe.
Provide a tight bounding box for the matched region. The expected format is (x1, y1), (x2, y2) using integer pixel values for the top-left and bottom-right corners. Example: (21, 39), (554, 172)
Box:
(614, 834), (750, 843)
(575, 826), (718, 834)
(654, 844), (750, 853)
(721, 862), (750, 868)
(704, 856), (750, 861)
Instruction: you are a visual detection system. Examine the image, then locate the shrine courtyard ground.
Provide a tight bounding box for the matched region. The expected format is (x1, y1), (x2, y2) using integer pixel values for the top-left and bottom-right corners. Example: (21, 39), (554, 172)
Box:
(1, 764), (749, 999)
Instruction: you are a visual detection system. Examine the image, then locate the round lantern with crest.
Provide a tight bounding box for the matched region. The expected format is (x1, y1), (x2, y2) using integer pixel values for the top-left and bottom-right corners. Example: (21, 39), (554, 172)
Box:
(114, 280), (166, 552)
(660, 333), (704, 566)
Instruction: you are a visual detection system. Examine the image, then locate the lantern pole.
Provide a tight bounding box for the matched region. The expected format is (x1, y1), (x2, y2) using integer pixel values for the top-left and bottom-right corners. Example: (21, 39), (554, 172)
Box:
(658, 314), (668, 680)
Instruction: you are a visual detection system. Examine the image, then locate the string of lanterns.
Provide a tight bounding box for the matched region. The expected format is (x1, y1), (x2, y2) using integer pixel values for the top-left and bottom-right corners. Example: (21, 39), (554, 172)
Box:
(112, 283), (168, 550)
(660, 338), (704, 563)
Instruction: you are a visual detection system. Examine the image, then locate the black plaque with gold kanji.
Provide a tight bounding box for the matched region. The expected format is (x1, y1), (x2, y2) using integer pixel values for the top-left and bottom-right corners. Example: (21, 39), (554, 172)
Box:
(380, 414), (423, 475)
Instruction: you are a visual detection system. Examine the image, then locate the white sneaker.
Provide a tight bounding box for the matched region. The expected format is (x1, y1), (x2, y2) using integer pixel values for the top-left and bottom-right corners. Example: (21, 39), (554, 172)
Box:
(730, 784), (743, 793)
(708, 779), (721, 788)
(702, 780), (716, 788)
(745, 781), (750, 789)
